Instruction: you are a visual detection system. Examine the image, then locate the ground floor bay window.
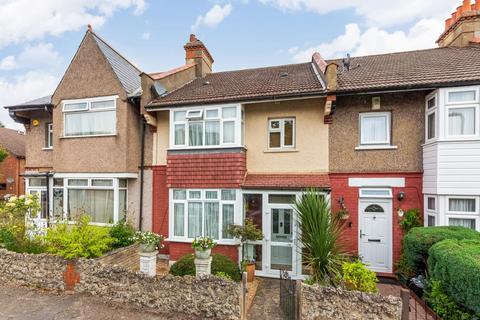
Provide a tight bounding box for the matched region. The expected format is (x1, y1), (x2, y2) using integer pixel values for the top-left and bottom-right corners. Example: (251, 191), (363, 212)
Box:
(424, 195), (480, 231)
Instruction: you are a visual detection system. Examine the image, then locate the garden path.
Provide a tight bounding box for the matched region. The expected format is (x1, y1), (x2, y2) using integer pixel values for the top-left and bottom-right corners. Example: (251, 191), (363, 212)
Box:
(248, 278), (286, 320)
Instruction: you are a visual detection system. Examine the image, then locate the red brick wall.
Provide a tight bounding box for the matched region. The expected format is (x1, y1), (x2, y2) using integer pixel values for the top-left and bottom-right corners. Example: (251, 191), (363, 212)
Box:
(0, 155), (25, 198)
(152, 165), (169, 253)
(329, 172), (423, 272)
(166, 151), (246, 188)
(169, 242), (238, 262)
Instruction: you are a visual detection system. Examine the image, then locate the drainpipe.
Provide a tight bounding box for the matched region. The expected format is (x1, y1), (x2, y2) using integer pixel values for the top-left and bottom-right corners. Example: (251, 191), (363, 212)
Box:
(139, 116), (146, 231)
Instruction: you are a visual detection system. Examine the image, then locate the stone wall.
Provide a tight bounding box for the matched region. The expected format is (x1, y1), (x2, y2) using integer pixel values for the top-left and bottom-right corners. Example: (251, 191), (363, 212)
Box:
(302, 284), (402, 320)
(0, 249), (65, 290)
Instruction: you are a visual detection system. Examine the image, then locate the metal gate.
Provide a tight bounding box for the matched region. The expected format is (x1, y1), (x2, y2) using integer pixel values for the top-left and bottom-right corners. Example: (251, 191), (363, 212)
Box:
(279, 270), (299, 320)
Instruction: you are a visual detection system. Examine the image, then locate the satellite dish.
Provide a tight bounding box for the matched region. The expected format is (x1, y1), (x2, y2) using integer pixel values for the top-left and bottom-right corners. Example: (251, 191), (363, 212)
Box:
(151, 82), (167, 97)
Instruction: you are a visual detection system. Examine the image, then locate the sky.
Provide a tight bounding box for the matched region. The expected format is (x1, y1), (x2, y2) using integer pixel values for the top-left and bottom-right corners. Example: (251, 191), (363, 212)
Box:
(0, 0), (463, 130)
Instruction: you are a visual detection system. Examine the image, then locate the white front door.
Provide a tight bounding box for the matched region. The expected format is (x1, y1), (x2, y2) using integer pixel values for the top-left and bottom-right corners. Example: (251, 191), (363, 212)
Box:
(358, 199), (392, 273)
(268, 206), (295, 273)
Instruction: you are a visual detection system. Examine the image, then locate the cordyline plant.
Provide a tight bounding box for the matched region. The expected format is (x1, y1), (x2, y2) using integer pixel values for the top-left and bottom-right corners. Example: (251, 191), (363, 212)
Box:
(293, 189), (346, 285)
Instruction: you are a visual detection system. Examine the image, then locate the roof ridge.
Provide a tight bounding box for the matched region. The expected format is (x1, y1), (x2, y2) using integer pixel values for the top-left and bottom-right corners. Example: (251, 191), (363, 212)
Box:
(206, 62), (312, 76)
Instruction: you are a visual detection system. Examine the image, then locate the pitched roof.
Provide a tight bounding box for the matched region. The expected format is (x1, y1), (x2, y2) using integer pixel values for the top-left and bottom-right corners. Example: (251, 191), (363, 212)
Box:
(242, 173), (330, 189)
(332, 46), (480, 93)
(91, 32), (142, 96)
(0, 128), (26, 157)
(4, 95), (52, 110)
(147, 62), (326, 107)
(149, 63), (196, 80)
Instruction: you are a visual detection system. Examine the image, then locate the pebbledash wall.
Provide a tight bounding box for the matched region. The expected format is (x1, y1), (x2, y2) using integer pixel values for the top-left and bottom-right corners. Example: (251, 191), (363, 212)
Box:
(0, 249), (242, 320)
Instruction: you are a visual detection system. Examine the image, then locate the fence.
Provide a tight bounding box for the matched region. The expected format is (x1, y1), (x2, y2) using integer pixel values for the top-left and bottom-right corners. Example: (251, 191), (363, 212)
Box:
(400, 287), (442, 320)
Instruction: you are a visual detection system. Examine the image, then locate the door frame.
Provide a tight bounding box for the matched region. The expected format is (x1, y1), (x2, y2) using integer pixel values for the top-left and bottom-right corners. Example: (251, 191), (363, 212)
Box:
(358, 196), (393, 273)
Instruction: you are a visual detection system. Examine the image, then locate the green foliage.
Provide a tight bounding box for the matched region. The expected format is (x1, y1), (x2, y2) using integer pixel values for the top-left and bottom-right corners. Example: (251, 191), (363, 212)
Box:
(0, 147), (8, 163)
(399, 208), (422, 233)
(191, 236), (216, 250)
(109, 220), (135, 249)
(132, 231), (164, 248)
(227, 218), (264, 243)
(303, 277), (316, 285)
(215, 271), (232, 281)
(395, 254), (416, 281)
(425, 279), (476, 320)
(341, 260), (378, 293)
(403, 226), (480, 275)
(293, 189), (345, 284)
(170, 253), (241, 281)
(428, 239), (480, 316)
(44, 215), (114, 259)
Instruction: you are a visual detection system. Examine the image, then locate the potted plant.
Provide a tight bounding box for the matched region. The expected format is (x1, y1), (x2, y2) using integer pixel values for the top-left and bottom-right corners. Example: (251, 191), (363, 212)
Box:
(192, 236), (216, 259)
(132, 231), (164, 253)
(227, 218), (263, 282)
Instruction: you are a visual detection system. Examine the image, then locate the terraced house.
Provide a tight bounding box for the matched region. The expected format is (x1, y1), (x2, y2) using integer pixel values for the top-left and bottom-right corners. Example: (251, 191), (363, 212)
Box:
(5, 0), (480, 278)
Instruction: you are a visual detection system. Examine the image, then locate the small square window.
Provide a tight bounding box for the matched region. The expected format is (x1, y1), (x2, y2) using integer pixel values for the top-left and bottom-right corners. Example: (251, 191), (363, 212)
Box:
(448, 198), (476, 213)
(174, 111), (186, 122)
(53, 178), (64, 187)
(186, 110), (203, 120)
(63, 102), (87, 111)
(360, 112), (391, 145)
(448, 90), (476, 103)
(205, 191), (218, 199)
(189, 190), (201, 199)
(68, 179), (88, 186)
(427, 97), (436, 109)
(268, 118), (295, 149)
(221, 190), (236, 201)
(427, 197), (436, 211)
(91, 179), (113, 187)
(29, 178), (47, 187)
(427, 215), (436, 227)
(205, 109), (219, 118)
(222, 107), (236, 119)
(119, 179), (128, 188)
(90, 100), (115, 110)
(173, 190), (186, 200)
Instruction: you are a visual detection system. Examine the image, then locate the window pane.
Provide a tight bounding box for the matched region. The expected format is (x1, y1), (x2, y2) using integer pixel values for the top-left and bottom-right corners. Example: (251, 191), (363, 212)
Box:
(174, 124), (185, 145)
(64, 102), (87, 111)
(268, 194), (296, 204)
(449, 90), (476, 103)
(427, 215), (436, 227)
(65, 110), (115, 136)
(223, 121), (235, 143)
(205, 121), (220, 146)
(174, 111), (186, 122)
(118, 179), (127, 188)
(90, 100), (114, 109)
(53, 189), (64, 220)
(119, 189), (127, 222)
(449, 218), (476, 230)
(174, 203), (185, 237)
(270, 120), (280, 130)
(244, 194), (262, 229)
(222, 204), (234, 239)
(361, 114), (388, 144)
(205, 191), (218, 199)
(222, 107), (236, 118)
(188, 202), (202, 238)
(427, 197), (436, 211)
(221, 190), (236, 201)
(361, 189), (391, 197)
(189, 190), (201, 199)
(269, 132), (281, 148)
(91, 179), (113, 187)
(68, 189), (114, 224)
(427, 97), (436, 109)
(448, 108), (475, 135)
(29, 177), (47, 187)
(188, 122), (203, 146)
(449, 198), (476, 212)
(284, 120), (294, 146)
(68, 179), (88, 186)
(53, 178), (64, 187)
(206, 109), (219, 118)
(173, 190), (186, 200)
(427, 113), (436, 139)
(205, 202), (219, 239)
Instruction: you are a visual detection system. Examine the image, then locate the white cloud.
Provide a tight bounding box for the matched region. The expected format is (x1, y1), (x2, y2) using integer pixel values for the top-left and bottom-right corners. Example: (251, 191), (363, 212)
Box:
(0, 43), (60, 71)
(0, 71), (59, 130)
(0, 56), (16, 70)
(192, 3), (233, 31)
(259, 0), (456, 28)
(291, 18), (444, 62)
(0, 0), (146, 47)
(142, 32), (151, 40)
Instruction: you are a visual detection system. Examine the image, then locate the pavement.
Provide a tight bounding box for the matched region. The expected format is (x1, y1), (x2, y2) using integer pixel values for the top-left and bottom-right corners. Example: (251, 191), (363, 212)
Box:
(0, 282), (182, 320)
(248, 278), (286, 320)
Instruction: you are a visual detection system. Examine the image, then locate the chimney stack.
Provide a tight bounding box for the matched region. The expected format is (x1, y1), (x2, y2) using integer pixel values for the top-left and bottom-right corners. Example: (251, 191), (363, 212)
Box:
(438, 0), (480, 47)
(184, 34), (214, 78)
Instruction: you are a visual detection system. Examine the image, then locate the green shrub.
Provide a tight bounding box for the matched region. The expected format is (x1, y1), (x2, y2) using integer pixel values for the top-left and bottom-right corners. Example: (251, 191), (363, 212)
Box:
(425, 279), (476, 320)
(44, 215), (114, 259)
(170, 253), (241, 281)
(399, 208), (422, 233)
(109, 220), (135, 249)
(403, 226), (480, 275)
(215, 271), (232, 281)
(341, 260), (378, 293)
(428, 239), (480, 316)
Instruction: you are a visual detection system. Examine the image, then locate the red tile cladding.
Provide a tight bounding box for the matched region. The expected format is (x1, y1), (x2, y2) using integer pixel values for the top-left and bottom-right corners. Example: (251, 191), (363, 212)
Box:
(152, 165), (169, 254)
(169, 242), (239, 262)
(329, 172), (423, 274)
(242, 173), (330, 189)
(166, 152), (246, 188)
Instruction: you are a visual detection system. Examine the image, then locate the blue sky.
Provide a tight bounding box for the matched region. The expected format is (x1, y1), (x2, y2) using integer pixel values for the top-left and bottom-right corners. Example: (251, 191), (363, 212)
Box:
(0, 0), (462, 129)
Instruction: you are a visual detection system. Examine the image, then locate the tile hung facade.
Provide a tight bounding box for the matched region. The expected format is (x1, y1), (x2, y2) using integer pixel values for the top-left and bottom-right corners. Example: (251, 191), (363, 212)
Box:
(5, 0), (480, 278)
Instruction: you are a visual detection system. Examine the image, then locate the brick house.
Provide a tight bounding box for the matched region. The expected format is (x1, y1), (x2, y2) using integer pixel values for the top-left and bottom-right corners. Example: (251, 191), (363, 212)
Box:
(0, 128), (25, 198)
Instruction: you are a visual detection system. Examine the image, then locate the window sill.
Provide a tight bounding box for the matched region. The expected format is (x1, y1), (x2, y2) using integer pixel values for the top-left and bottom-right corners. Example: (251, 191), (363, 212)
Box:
(42, 147), (53, 151)
(355, 145), (398, 151)
(264, 148), (298, 153)
(166, 238), (239, 246)
(60, 134), (117, 139)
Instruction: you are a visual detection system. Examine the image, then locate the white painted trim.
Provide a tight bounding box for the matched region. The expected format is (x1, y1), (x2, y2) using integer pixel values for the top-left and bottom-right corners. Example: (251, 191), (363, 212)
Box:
(61, 95), (120, 105)
(348, 177), (405, 188)
(53, 173), (138, 178)
(359, 112), (391, 146)
(355, 145), (397, 151)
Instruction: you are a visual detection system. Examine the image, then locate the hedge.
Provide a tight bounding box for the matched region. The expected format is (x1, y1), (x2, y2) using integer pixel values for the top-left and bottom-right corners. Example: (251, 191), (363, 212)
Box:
(428, 239), (480, 316)
(403, 226), (480, 275)
(170, 253), (241, 281)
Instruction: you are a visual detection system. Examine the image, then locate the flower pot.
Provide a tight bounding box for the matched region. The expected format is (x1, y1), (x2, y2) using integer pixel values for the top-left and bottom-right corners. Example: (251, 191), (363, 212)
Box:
(140, 243), (157, 253)
(195, 248), (211, 259)
(246, 262), (255, 282)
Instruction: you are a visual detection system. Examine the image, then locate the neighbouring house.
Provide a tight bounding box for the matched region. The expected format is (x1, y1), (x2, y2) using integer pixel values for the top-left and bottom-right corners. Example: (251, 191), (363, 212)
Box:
(0, 128), (26, 198)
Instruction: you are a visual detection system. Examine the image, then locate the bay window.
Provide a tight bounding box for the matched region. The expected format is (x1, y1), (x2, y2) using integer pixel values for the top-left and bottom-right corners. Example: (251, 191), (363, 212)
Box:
(63, 96), (117, 137)
(359, 112), (391, 147)
(446, 197), (479, 231)
(426, 95), (437, 141)
(171, 105), (240, 148)
(425, 195), (437, 227)
(171, 189), (239, 242)
(447, 106), (476, 136)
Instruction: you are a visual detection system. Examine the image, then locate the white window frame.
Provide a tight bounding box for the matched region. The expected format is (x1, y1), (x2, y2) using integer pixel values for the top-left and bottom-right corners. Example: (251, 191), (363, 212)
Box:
(358, 188), (392, 199)
(169, 104), (242, 149)
(268, 118), (296, 150)
(424, 195), (437, 227)
(445, 87), (479, 105)
(62, 95), (118, 138)
(425, 93), (437, 142)
(446, 196), (478, 215)
(46, 123), (53, 149)
(168, 189), (241, 244)
(359, 112), (391, 146)
(446, 215), (479, 231)
(445, 104), (479, 138)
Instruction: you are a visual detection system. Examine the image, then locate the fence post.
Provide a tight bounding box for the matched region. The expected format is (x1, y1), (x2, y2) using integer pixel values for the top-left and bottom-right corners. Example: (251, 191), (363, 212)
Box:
(400, 288), (410, 320)
(295, 280), (302, 320)
(240, 272), (247, 320)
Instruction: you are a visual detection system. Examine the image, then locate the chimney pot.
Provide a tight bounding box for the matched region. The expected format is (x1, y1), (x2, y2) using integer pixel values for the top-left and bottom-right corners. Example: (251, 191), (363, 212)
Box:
(189, 34), (197, 42)
(87, 24), (93, 32)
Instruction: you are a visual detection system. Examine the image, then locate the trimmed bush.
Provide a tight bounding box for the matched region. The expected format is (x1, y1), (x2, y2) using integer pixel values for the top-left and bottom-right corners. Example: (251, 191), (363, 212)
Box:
(109, 220), (135, 249)
(403, 226), (480, 275)
(428, 239), (480, 316)
(425, 279), (476, 320)
(341, 260), (378, 293)
(170, 253), (241, 281)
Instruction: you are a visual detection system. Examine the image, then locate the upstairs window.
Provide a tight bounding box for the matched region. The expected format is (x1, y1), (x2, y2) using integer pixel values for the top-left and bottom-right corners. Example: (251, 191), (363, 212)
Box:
(426, 95), (437, 141)
(46, 123), (53, 148)
(63, 96), (117, 137)
(268, 118), (295, 149)
(448, 107), (476, 136)
(447, 90), (477, 104)
(359, 112), (391, 146)
(171, 105), (239, 148)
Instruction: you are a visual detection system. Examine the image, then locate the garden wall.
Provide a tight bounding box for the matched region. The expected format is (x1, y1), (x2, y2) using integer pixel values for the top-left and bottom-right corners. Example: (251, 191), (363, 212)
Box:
(302, 284), (402, 320)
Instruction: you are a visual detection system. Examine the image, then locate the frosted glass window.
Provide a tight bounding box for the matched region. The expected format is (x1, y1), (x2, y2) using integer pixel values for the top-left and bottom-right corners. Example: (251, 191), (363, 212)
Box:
(448, 90), (476, 103)
(223, 121), (235, 143)
(174, 111), (186, 121)
(360, 113), (390, 145)
(222, 107), (237, 118)
(448, 107), (475, 136)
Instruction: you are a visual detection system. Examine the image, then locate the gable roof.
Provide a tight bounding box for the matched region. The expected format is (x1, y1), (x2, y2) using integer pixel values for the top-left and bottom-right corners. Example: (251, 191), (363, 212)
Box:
(0, 128), (26, 157)
(332, 46), (480, 93)
(4, 95), (52, 110)
(147, 62), (326, 108)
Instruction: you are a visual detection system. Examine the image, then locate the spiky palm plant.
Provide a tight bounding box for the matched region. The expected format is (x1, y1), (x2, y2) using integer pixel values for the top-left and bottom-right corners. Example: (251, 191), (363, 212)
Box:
(294, 189), (345, 284)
